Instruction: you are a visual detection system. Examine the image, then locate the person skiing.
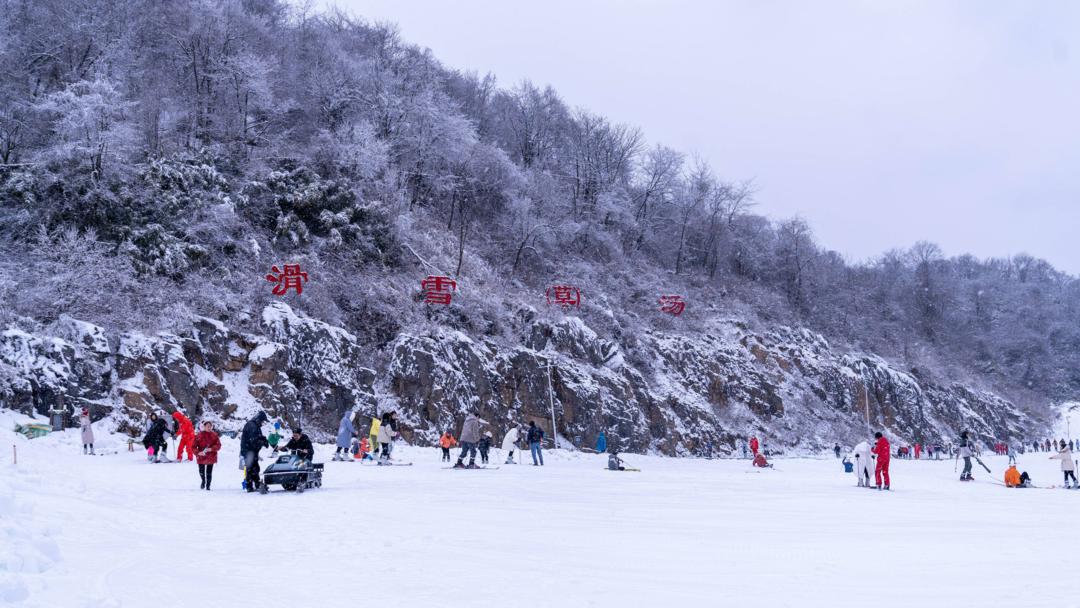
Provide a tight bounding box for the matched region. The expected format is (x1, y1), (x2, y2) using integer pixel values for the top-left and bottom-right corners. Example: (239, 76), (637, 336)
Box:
(479, 432), (493, 464)
(1049, 444), (1077, 488)
(871, 431), (891, 490)
(79, 407), (95, 455)
(455, 412), (482, 469)
(527, 421), (545, 466)
(142, 413), (172, 463)
(172, 410), (196, 462)
(439, 431), (458, 462)
(502, 425), (521, 464)
(193, 421), (221, 490)
(240, 411), (270, 492)
(282, 427), (315, 463)
(833, 443), (841, 458)
(851, 441), (873, 488)
(596, 431), (608, 454)
(334, 411), (356, 461)
(959, 431), (975, 481)
(377, 411), (398, 461)
(268, 423), (282, 455)
(750, 436), (760, 457)
(608, 450), (626, 471)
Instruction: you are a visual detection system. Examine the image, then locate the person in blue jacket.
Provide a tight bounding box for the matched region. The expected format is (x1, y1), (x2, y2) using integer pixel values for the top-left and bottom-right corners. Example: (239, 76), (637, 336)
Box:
(334, 411), (356, 461)
(595, 431), (607, 453)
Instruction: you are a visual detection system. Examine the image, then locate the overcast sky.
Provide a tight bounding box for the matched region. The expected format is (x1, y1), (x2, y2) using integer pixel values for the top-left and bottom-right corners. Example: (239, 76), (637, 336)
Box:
(328, 1), (1080, 275)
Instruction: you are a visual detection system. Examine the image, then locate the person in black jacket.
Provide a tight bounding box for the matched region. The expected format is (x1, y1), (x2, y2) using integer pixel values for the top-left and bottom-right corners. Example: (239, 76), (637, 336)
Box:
(281, 427), (314, 463)
(142, 413), (172, 463)
(240, 412), (269, 492)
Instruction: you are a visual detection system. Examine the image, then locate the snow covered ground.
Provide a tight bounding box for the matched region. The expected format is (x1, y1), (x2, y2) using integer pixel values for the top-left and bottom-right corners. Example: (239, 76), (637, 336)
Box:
(2, 411), (1077, 608)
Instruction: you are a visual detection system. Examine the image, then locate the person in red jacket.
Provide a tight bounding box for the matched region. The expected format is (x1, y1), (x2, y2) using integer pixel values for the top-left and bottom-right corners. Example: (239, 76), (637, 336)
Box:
(193, 421), (221, 490)
(749, 436), (760, 457)
(871, 431), (891, 490)
(172, 410), (196, 461)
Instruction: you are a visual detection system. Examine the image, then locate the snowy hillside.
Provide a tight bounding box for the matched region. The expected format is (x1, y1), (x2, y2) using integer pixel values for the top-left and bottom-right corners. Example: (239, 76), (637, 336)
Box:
(2, 410), (1076, 608)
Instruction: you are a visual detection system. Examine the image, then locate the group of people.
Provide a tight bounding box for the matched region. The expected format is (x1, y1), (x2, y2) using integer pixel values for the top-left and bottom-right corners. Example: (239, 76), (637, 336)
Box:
(440, 415), (547, 469)
(1031, 438), (1076, 453)
(845, 432), (892, 490)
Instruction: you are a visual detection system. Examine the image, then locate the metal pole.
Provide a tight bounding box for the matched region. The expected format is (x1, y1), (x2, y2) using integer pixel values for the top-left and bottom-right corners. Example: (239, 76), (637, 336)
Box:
(547, 357), (559, 450)
(864, 382), (870, 430)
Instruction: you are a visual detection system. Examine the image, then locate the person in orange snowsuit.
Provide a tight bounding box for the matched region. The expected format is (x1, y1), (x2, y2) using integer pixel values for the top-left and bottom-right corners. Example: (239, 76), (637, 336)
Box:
(871, 432), (890, 490)
(172, 410), (196, 461)
(1004, 464), (1022, 488)
(439, 431), (459, 462)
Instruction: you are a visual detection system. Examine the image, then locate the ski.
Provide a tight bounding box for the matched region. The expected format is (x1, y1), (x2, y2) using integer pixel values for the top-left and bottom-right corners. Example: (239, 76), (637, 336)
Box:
(442, 466), (499, 470)
(375, 461), (413, 466)
(605, 467), (641, 472)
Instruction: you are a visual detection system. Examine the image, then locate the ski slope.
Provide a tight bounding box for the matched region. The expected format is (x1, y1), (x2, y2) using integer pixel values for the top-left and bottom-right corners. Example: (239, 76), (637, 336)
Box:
(2, 413), (1076, 608)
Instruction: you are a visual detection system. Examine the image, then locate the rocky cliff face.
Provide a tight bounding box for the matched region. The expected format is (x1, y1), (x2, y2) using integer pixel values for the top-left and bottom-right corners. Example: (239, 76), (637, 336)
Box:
(0, 305), (1033, 451)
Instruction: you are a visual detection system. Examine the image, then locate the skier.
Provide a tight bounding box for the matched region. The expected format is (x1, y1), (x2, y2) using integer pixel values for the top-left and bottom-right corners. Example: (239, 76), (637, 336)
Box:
(281, 427), (315, 463)
(1049, 444), (1077, 488)
(479, 432), (493, 464)
(527, 420), (545, 466)
(334, 411), (356, 461)
(959, 431), (975, 481)
(240, 411), (270, 492)
(377, 411), (398, 461)
(172, 410), (196, 462)
(502, 425), (521, 464)
(596, 431), (607, 454)
(871, 431), (891, 490)
(608, 450), (626, 471)
(439, 431), (458, 462)
(193, 421), (221, 490)
(851, 441), (873, 488)
(750, 436), (760, 457)
(142, 413), (172, 463)
(268, 423), (282, 455)
(454, 412), (481, 469)
(833, 443), (841, 458)
(79, 407), (95, 455)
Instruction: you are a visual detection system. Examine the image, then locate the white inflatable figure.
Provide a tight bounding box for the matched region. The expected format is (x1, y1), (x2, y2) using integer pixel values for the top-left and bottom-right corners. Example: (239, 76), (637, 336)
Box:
(850, 440), (874, 488)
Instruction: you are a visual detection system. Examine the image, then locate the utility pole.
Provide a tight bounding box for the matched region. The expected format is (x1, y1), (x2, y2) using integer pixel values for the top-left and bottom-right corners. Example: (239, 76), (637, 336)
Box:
(547, 355), (559, 450)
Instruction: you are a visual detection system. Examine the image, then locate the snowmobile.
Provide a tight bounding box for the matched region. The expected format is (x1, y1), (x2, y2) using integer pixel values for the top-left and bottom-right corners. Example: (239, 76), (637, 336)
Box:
(260, 454), (324, 493)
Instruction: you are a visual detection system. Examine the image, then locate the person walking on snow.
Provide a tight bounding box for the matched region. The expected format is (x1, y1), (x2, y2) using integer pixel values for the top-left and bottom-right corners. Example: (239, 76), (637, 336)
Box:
(596, 431), (608, 454)
(479, 432), (493, 464)
(193, 421), (221, 490)
(439, 431), (458, 462)
(79, 407), (95, 455)
(527, 421), (545, 466)
(377, 411), (398, 461)
(750, 436), (760, 457)
(240, 411), (270, 492)
(455, 412), (482, 468)
(872, 432), (891, 490)
(1050, 444), (1077, 488)
(502, 425), (521, 464)
(959, 431), (975, 481)
(334, 411), (356, 461)
(172, 410), (196, 461)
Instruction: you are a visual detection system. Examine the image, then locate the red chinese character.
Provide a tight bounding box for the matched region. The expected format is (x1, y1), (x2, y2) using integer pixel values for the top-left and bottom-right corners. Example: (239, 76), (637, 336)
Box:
(266, 264), (309, 296)
(659, 295), (686, 316)
(421, 275), (457, 305)
(546, 285), (582, 308)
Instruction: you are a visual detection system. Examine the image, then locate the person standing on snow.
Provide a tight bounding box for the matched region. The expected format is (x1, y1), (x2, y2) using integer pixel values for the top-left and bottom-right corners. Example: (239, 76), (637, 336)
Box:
(871, 432), (891, 490)
(959, 431), (975, 481)
(79, 407), (95, 455)
(368, 416), (382, 458)
(749, 436), (760, 457)
(479, 432), (493, 464)
(851, 440), (873, 488)
(334, 411), (356, 461)
(172, 410), (196, 462)
(527, 421), (545, 466)
(142, 413), (172, 462)
(1049, 444), (1077, 488)
(833, 443), (841, 458)
(240, 411), (270, 492)
(439, 431), (458, 462)
(193, 421), (221, 490)
(596, 431), (608, 454)
(268, 423), (282, 455)
(377, 411), (398, 461)
(455, 412), (482, 468)
(502, 425), (521, 464)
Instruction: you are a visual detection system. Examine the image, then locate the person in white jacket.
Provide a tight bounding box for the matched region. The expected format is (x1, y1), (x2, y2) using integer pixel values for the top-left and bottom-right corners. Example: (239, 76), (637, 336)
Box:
(502, 425), (521, 464)
(1049, 445), (1077, 488)
(850, 440), (873, 488)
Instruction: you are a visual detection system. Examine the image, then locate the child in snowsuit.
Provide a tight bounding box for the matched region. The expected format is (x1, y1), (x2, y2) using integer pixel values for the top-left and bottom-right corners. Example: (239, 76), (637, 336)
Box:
(268, 426), (282, 455)
(439, 431), (458, 462)
(1050, 446), (1077, 488)
(608, 452), (626, 471)
(479, 432), (493, 464)
(79, 407), (95, 455)
(172, 410), (196, 461)
(193, 421), (221, 490)
(358, 437), (373, 461)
